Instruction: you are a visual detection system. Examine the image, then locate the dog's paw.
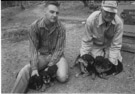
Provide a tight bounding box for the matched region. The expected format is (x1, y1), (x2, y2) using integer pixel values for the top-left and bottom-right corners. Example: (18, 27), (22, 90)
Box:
(50, 82), (55, 86)
(82, 73), (89, 78)
(40, 84), (47, 92)
(99, 73), (109, 80)
(91, 73), (96, 80)
(75, 73), (81, 78)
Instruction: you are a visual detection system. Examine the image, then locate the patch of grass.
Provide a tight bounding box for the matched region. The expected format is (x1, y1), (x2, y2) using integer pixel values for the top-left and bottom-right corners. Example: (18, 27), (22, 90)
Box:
(2, 28), (29, 42)
(60, 1), (92, 18)
(2, 7), (23, 22)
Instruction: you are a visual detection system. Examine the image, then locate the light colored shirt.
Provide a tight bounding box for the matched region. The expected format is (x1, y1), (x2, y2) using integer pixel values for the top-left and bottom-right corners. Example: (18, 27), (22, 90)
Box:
(29, 17), (66, 70)
(80, 11), (123, 65)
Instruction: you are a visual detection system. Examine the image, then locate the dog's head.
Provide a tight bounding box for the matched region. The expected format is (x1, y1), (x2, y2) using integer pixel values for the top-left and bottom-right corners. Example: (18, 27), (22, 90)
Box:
(77, 54), (95, 74)
(94, 56), (112, 73)
(79, 54), (94, 67)
(40, 71), (51, 84)
(40, 65), (58, 84)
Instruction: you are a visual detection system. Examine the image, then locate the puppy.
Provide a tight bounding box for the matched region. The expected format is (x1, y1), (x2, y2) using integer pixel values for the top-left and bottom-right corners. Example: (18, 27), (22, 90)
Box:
(28, 75), (43, 90)
(28, 65), (58, 90)
(104, 60), (123, 76)
(72, 54), (95, 79)
(39, 71), (51, 85)
(94, 56), (112, 79)
(39, 65), (58, 85)
(94, 56), (123, 79)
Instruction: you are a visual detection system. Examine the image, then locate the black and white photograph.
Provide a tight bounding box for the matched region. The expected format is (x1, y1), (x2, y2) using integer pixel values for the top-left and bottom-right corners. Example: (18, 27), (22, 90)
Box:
(1, 0), (135, 93)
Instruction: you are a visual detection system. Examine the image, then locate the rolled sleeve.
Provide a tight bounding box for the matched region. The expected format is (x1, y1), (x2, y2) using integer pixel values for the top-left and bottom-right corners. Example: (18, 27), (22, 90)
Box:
(109, 22), (123, 65)
(29, 21), (39, 70)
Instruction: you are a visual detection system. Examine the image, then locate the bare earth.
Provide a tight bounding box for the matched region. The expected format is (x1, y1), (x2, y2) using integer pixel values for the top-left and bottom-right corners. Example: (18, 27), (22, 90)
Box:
(1, 1), (135, 93)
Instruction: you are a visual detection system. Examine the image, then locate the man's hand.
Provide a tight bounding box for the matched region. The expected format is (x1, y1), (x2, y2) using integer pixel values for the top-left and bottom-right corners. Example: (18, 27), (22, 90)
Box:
(48, 62), (54, 67)
(31, 69), (39, 77)
(78, 58), (88, 67)
(109, 58), (118, 66)
(78, 58), (88, 74)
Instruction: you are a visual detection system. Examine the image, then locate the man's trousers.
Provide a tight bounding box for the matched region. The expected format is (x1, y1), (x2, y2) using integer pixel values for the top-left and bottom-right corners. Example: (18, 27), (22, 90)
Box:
(11, 54), (69, 93)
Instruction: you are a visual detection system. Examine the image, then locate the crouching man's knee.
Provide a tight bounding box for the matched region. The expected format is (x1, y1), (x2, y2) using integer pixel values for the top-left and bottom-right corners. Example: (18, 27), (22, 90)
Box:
(56, 57), (69, 83)
(57, 73), (69, 83)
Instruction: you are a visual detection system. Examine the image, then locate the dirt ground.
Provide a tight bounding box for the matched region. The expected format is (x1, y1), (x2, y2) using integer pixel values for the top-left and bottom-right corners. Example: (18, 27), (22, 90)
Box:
(1, 1), (135, 93)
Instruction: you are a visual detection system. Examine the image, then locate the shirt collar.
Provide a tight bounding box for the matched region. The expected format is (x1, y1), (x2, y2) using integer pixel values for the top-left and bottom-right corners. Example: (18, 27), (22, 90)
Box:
(98, 13), (116, 27)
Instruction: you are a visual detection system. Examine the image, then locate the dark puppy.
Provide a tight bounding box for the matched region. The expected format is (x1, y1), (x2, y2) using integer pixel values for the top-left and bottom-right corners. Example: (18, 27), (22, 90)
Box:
(72, 54), (95, 78)
(28, 65), (58, 90)
(81, 54), (96, 79)
(94, 56), (112, 79)
(104, 60), (123, 76)
(94, 56), (123, 79)
(39, 65), (58, 85)
(28, 75), (43, 90)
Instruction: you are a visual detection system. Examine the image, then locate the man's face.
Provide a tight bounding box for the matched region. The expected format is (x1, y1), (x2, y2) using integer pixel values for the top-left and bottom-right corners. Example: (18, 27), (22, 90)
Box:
(45, 4), (59, 23)
(101, 9), (116, 23)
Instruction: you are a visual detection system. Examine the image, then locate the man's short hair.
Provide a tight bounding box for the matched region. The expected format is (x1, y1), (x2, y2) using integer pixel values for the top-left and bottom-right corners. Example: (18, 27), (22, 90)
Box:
(44, 1), (60, 7)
